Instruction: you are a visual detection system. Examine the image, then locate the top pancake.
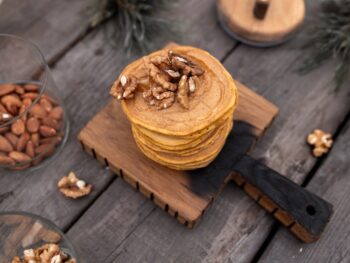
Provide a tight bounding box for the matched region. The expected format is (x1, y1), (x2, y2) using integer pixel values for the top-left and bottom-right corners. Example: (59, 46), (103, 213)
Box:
(120, 46), (238, 136)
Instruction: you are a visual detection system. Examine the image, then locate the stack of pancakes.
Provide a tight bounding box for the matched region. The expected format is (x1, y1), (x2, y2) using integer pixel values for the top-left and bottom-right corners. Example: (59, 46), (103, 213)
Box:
(111, 46), (238, 170)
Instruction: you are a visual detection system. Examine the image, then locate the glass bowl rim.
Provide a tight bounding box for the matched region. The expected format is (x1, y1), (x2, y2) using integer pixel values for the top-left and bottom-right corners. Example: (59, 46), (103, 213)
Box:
(0, 33), (48, 128)
(0, 210), (79, 261)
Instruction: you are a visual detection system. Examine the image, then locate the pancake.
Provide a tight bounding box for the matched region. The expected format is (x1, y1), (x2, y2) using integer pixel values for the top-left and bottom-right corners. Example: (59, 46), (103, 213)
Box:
(132, 117), (233, 156)
(133, 108), (234, 151)
(110, 45), (238, 170)
(134, 116), (233, 166)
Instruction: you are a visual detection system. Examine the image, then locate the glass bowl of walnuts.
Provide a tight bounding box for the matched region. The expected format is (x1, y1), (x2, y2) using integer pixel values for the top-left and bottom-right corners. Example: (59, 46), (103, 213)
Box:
(0, 211), (78, 263)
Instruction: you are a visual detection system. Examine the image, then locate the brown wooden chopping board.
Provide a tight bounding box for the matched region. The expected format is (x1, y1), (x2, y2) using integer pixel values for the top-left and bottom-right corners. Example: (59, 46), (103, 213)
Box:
(78, 81), (278, 228)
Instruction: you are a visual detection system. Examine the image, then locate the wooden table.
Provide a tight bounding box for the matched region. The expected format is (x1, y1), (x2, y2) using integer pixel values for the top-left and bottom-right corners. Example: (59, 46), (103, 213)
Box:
(0, 0), (349, 262)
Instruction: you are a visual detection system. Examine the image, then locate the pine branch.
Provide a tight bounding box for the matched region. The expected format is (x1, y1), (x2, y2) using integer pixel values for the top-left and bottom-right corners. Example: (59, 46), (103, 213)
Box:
(298, 0), (350, 90)
(90, 0), (178, 55)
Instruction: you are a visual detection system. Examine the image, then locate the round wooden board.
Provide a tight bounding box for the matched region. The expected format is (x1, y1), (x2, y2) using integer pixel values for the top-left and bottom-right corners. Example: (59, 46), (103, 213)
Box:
(217, 0), (305, 46)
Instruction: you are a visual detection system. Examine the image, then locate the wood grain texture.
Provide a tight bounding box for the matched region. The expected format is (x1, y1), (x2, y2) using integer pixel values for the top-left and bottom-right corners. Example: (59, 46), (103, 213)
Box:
(0, 0), (113, 230)
(258, 121), (350, 263)
(71, 0), (350, 262)
(1, 0), (348, 262)
(0, 0), (92, 63)
(0, 0), (239, 256)
(78, 82), (278, 226)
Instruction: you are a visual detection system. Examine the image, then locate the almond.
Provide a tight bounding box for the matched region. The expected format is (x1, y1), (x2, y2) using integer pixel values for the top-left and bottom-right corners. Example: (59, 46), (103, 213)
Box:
(42, 94), (58, 106)
(14, 85), (25, 95)
(0, 135), (14, 152)
(5, 133), (18, 147)
(49, 107), (63, 120)
(25, 141), (35, 158)
(22, 98), (33, 108)
(30, 104), (47, 118)
(40, 98), (53, 112)
(0, 84), (16, 96)
(16, 132), (30, 152)
(19, 105), (28, 121)
(24, 84), (39, 92)
(1, 94), (22, 109)
(9, 151), (31, 163)
(0, 112), (13, 122)
(11, 119), (25, 135)
(41, 117), (59, 130)
(0, 155), (15, 166)
(31, 133), (40, 147)
(35, 143), (55, 157)
(39, 126), (57, 137)
(1, 95), (21, 115)
(27, 117), (40, 133)
(21, 92), (38, 100)
(0, 126), (10, 134)
(40, 136), (62, 146)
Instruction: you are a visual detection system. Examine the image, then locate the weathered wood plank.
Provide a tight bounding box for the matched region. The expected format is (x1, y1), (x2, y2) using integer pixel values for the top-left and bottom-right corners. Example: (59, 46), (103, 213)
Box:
(0, 22), (131, 228)
(0, 0), (109, 229)
(0, 0), (236, 248)
(258, 120), (350, 263)
(0, 0), (92, 62)
(64, 0), (350, 262)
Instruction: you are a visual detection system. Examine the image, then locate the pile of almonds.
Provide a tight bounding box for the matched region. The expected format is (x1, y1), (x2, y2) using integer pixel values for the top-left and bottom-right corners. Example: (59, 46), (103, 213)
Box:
(11, 243), (76, 263)
(0, 83), (65, 169)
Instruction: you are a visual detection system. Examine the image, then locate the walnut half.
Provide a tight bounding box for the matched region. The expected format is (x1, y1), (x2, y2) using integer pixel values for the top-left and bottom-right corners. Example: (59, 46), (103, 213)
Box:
(58, 172), (92, 199)
(307, 129), (333, 157)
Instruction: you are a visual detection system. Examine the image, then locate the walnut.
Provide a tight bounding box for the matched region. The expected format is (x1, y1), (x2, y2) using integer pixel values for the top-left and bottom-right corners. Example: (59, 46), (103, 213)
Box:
(188, 76), (196, 93)
(12, 243), (75, 263)
(156, 95), (175, 110)
(307, 129), (333, 157)
(110, 75), (137, 100)
(122, 76), (137, 99)
(168, 50), (204, 77)
(58, 172), (92, 199)
(177, 75), (189, 109)
(146, 62), (177, 91)
(111, 49), (205, 110)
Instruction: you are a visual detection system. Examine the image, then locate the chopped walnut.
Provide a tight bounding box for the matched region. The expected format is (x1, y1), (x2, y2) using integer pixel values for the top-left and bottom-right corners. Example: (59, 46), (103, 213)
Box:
(110, 75), (138, 100)
(177, 75), (189, 109)
(11, 243), (75, 263)
(58, 172), (92, 199)
(168, 50), (204, 77)
(307, 129), (333, 157)
(110, 49), (205, 110)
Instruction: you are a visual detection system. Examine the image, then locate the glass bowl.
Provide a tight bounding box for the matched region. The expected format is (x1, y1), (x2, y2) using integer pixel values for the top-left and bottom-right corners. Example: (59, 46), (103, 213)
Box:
(0, 34), (69, 170)
(0, 211), (78, 262)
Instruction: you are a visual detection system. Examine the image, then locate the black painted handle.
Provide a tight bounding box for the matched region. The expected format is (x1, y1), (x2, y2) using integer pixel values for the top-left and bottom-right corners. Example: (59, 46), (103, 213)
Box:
(231, 155), (333, 243)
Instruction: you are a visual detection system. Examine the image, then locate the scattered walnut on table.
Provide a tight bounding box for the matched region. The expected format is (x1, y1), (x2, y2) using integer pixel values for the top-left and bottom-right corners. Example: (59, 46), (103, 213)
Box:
(307, 129), (333, 157)
(58, 171), (92, 199)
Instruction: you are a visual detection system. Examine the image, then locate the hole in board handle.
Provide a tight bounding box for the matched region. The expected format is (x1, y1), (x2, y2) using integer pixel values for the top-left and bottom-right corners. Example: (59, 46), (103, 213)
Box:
(306, 205), (316, 216)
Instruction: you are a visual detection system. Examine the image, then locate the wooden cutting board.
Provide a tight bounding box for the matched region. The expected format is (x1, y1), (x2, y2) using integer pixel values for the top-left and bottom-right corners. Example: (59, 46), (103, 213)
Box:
(78, 81), (278, 228)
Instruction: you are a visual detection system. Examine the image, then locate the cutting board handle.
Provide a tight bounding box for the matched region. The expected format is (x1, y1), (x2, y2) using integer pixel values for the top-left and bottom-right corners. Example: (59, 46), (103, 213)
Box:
(231, 155), (333, 243)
